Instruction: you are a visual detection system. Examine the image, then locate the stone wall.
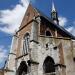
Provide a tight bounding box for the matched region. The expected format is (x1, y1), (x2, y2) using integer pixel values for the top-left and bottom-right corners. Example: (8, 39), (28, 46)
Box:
(62, 40), (75, 75)
(37, 36), (75, 75)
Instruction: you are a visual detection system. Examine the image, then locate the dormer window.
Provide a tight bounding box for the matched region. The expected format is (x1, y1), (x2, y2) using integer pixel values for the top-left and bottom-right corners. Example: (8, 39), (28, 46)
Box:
(46, 31), (52, 36)
(23, 33), (30, 54)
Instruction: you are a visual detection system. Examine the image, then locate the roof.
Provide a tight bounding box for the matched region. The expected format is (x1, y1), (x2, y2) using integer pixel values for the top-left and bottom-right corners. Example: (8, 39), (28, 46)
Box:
(51, 1), (56, 12)
(31, 3), (75, 40)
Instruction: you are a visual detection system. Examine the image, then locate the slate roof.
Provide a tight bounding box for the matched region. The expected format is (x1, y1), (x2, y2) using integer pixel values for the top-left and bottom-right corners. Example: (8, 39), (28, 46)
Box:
(31, 3), (75, 40)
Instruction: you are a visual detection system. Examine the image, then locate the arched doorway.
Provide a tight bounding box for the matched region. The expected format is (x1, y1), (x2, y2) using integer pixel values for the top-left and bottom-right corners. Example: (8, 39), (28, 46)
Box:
(17, 61), (28, 75)
(43, 56), (55, 74)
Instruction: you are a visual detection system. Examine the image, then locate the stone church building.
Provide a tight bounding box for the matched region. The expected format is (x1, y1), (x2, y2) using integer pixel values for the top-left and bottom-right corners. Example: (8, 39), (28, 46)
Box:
(3, 2), (75, 75)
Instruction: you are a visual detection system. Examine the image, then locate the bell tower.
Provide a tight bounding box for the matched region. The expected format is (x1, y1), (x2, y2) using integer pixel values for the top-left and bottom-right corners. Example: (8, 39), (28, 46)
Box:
(51, 1), (59, 25)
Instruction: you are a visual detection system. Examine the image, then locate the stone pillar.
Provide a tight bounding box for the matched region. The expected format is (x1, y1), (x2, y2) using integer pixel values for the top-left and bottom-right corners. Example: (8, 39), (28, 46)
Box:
(30, 18), (39, 42)
(72, 40), (75, 60)
(4, 34), (18, 75)
(30, 18), (39, 75)
(30, 18), (39, 61)
(30, 39), (39, 75)
(36, 16), (41, 35)
(31, 64), (38, 75)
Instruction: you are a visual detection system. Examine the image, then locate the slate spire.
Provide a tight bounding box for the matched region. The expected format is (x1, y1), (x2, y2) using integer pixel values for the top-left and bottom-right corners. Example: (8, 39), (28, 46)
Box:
(51, 1), (59, 25)
(52, 1), (56, 12)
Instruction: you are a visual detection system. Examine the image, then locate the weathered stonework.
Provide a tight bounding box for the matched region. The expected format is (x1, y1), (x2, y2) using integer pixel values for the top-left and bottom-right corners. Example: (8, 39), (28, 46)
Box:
(4, 3), (75, 75)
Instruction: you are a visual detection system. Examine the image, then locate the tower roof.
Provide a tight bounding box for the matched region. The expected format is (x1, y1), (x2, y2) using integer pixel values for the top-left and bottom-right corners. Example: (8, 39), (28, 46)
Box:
(51, 1), (56, 12)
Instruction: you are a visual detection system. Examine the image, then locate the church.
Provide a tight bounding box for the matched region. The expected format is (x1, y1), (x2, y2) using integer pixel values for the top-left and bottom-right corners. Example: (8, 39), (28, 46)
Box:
(2, 1), (75, 75)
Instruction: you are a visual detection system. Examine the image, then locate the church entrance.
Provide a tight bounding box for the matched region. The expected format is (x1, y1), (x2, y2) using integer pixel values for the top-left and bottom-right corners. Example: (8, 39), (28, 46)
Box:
(16, 61), (28, 75)
(43, 56), (55, 75)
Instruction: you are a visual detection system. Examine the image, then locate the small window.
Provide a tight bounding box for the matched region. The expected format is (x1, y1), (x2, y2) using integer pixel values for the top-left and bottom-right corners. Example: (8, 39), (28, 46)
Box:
(46, 43), (49, 50)
(53, 46), (57, 50)
(46, 31), (52, 36)
(23, 33), (30, 54)
(46, 44), (48, 48)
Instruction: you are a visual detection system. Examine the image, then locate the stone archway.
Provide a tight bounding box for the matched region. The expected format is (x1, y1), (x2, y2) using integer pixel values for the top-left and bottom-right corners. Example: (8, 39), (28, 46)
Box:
(17, 61), (28, 75)
(43, 56), (55, 73)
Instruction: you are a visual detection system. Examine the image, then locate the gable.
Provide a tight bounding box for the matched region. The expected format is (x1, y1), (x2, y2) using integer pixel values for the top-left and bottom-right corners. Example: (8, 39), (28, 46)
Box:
(19, 4), (39, 29)
(18, 3), (75, 40)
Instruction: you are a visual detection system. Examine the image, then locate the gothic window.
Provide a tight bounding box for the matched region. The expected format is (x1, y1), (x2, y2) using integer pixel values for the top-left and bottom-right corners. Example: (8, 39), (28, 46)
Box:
(46, 31), (52, 36)
(43, 56), (55, 74)
(23, 33), (30, 54)
(17, 61), (28, 75)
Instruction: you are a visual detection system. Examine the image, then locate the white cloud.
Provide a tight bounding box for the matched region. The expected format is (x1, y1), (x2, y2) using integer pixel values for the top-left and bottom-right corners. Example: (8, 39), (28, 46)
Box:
(69, 28), (75, 36)
(65, 21), (75, 36)
(59, 16), (68, 26)
(58, 16), (75, 36)
(0, 0), (29, 34)
(67, 27), (73, 32)
(0, 0), (75, 37)
(21, 0), (30, 7)
(68, 21), (75, 36)
(0, 45), (8, 64)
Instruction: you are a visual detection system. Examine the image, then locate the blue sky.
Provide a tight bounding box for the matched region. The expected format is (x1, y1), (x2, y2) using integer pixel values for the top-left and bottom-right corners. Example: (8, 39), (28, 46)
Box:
(0, 0), (75, 68)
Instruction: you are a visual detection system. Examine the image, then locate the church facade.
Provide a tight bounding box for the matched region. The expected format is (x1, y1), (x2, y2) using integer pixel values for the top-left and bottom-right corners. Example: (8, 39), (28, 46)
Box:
(4, 2), (75, 75)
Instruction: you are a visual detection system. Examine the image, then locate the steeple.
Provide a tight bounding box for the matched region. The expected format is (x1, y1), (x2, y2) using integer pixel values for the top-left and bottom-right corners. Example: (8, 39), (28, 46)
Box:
(52, 1), (56, 12)
(51, 1), (59, 25)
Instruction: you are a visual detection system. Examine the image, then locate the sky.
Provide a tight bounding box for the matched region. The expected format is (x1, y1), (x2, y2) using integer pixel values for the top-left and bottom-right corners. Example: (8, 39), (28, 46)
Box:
(0, 0), (75, 68)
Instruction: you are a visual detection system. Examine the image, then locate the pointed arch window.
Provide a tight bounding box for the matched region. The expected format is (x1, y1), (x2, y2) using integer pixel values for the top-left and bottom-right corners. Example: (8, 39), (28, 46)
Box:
(23, 33), (30, 54)
(17, 61), (28, 75)
(43, 56), (55, 74)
